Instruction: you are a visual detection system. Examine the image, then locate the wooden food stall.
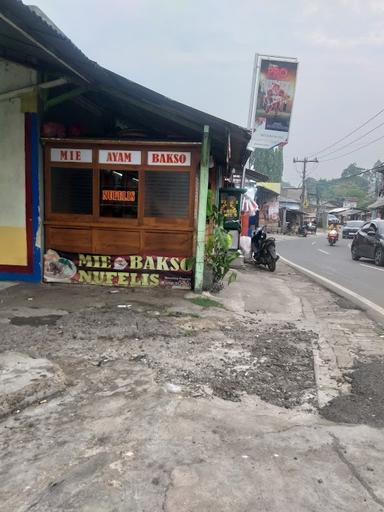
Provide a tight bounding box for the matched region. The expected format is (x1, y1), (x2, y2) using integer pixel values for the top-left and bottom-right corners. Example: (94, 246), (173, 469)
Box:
(43, 139), (200, 288)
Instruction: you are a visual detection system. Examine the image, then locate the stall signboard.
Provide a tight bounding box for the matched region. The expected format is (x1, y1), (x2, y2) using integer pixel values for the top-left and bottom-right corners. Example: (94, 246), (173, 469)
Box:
(101, 190), (136, 201)
(219, 188), (246, 230)
(43, 250), (193, 289)
(248, 56), (298, 150)
(148, 151), (191, 166)
(50, 148), (92, 163)
(99, 150), (141, 165)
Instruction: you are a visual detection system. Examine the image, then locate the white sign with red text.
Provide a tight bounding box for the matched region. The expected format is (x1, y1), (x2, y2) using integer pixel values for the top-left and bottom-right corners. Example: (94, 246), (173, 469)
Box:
(99, 150), (141, 165)
(147, 151), (191, 166)
(51, 148), (92, 163)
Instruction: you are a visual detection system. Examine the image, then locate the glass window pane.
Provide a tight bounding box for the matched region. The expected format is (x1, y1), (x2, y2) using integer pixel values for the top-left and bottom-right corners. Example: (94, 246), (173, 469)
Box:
(100, 169), (138, 218)
(144, 171), (189, 218)
(51, 167), (93, 214)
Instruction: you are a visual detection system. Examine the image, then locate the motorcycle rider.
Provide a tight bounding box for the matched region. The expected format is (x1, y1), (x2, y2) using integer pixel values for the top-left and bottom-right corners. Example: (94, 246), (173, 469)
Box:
(328, 223), (338, 235)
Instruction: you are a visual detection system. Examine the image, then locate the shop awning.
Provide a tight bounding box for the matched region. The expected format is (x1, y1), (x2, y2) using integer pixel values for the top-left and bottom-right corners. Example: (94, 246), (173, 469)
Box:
(257, 182), (281, 194)
(0, 0), (250, 168)
(232, 168), (270, 183)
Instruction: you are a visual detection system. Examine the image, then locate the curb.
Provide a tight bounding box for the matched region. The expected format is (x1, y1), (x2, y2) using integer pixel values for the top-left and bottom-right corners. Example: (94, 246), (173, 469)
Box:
(280, 256), (384, 328)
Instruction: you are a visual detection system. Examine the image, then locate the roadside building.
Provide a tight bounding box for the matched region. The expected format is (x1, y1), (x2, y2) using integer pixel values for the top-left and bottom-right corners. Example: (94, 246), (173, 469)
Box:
(0, 0), (250, 289)
(279, 187), (303, 233)
(368, 197), (384, 220)
(256, 183), (281, 232)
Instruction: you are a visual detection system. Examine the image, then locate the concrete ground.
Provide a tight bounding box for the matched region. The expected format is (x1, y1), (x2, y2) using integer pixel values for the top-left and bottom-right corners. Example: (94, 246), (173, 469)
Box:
(1, 263), (384, 511)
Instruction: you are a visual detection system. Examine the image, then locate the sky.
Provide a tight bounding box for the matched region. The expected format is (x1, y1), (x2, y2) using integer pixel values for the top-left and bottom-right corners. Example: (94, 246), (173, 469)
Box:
(28, 0), (384, 184)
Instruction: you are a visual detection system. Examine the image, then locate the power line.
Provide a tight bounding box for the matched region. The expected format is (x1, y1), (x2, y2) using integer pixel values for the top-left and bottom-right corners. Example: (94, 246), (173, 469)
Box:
(318, 133), (384, 162)
(309, 106), (384, 158)
(317, 164), (384, 183)
(317, 120), (384, 159)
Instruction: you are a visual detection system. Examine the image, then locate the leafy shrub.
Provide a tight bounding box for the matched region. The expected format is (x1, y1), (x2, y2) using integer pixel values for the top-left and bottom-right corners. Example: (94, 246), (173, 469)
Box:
(205, 205), (238, 289)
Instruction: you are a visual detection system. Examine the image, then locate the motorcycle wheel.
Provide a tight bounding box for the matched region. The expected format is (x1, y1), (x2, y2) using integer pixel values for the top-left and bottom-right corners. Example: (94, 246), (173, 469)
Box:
(267, 260), (276, 272)
(328, 240), (334, 246)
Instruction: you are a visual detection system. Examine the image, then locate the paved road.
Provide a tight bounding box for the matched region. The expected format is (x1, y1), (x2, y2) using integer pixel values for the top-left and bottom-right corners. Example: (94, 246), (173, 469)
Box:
(277, 233), (384, 310)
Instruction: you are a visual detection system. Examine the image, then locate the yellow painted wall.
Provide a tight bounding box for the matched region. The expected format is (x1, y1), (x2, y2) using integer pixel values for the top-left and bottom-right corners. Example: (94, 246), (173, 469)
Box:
(0, 59), (37, 268)
(0, 227), (27, 266)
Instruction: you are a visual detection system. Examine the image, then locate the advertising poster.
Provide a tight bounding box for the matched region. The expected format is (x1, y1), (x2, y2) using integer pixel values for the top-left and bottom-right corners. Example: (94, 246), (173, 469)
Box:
(43, 250), (193, 289)
(248, 57), (298, 150)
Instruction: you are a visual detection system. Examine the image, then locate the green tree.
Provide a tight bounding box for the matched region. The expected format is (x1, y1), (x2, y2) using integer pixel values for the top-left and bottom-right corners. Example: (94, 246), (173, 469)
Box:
(302, 162), (371, 209)
(250, 147), (284, 182)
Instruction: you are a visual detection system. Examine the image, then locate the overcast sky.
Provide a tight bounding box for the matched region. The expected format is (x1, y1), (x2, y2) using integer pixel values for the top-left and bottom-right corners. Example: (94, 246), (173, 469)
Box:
(29, 0), (384, 184)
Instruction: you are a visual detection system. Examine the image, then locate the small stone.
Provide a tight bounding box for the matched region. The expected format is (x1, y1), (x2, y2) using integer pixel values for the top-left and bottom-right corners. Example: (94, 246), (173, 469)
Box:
(164, 383), (182, 394)
(318, 479), (323, 484)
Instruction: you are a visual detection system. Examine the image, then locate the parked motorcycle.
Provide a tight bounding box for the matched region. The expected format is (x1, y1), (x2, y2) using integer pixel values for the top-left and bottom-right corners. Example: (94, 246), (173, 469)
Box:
(327, 229), (339, 246)
(297, 225), (308, 237)
(251, 226), (279, 272)
(304, 221), (317, 234)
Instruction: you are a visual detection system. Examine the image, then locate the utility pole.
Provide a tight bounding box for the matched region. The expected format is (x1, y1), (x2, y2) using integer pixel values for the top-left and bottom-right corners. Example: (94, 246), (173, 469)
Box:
(293, 157), (318, 212)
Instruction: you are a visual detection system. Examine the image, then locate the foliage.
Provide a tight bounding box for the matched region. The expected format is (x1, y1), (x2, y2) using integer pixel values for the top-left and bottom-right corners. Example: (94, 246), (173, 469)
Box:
(303, 162), (379, 209)
(206, 205), (238, 286)
(206, 189), (214, 219)
(249, 147), (284, 182)
(188, 297), (224, 309)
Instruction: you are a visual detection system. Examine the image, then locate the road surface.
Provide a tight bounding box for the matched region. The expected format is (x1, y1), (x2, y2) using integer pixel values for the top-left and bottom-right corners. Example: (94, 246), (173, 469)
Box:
(277, 233), (384, 310)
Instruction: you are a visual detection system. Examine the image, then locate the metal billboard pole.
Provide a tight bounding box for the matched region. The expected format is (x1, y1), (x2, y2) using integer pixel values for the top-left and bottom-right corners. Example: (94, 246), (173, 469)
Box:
(247, 53), (259, 130)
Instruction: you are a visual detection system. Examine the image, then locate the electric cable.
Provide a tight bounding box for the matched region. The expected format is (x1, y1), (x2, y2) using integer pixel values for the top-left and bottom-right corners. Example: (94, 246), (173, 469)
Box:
(308, 106), (384, 158)
(316, 120), (384, 159)
(318, 133), (384, 162)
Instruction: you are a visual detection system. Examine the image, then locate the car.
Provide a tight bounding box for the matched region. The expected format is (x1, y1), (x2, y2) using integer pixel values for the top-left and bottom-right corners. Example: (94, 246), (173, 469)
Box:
(351, 220), (384, 266)
(328, 214), (340, 224)
(342, 220), (365, 238)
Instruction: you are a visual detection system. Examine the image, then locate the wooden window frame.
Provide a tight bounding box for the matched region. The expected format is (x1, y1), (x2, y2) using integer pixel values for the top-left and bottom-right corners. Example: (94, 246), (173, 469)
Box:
(44, 142), (198, 231)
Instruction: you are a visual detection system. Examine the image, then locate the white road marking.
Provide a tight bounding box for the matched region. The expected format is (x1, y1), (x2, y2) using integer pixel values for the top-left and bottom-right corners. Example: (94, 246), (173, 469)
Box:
(348, 242), (352, 248)
(280, 256), (384, 322)
(318, 249), (330, 255)
(312, 241), (316, 246)
(360, 263), (384, 272)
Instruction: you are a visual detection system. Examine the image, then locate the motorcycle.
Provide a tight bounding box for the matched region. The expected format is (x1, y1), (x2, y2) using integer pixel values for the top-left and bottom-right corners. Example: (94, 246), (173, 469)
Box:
(297, 225), (308, 237)
(304, 222), (317, 234)
(251, 226), (279, 272)
(327, 229), (339, 246)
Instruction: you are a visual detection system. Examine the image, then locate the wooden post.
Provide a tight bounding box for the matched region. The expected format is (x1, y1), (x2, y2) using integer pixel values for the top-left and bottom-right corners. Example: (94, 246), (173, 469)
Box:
(194, 125), (210, 292)
(282, 207), (287, 234)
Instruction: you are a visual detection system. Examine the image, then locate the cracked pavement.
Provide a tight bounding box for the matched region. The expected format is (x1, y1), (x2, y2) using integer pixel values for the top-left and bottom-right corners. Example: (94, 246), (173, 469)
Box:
(1, 263), (384, 511)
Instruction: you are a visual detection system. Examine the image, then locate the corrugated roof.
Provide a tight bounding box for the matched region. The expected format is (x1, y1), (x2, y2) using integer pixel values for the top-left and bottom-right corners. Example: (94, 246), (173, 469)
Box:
(368, 197), (384, 209)
(0, 0), (250, 167)
(281, 187), (301, 202)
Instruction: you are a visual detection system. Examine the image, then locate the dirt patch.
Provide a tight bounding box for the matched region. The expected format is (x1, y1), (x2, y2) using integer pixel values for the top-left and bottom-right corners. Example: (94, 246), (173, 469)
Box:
(333, 296), (362, 311)
(10, 315), (62, 326)
(0, 303), (317, 410)
(320, 361), (384, 427)
(152, 320), (317, 408)
(207, 323), (316, 406)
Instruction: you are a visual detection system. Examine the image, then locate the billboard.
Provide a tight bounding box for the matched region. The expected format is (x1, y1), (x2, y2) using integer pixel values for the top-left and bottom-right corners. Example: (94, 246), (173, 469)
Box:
(248, 56), (298, 150)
